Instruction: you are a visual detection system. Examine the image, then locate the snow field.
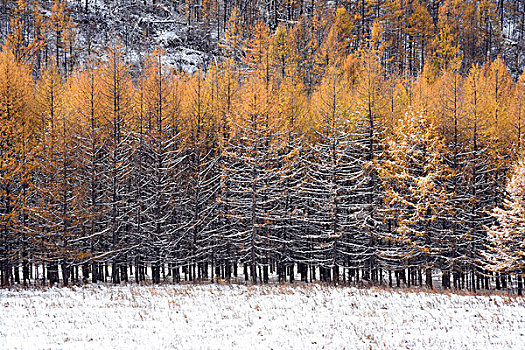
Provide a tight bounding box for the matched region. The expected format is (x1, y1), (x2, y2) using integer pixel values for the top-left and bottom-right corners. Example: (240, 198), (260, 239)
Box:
(1, 284), (525, 349)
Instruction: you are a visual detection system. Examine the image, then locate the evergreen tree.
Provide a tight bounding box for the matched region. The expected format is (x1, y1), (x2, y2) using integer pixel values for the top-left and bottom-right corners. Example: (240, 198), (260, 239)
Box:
(303, 66), (362, 284)
(99, 42), (134, 283)
(221, 74), (279, 283)
(379, 110), (452, 287)
(0, 49), (35, 286)
(485, 158), (525, 294)
(70, 61), (107, 283)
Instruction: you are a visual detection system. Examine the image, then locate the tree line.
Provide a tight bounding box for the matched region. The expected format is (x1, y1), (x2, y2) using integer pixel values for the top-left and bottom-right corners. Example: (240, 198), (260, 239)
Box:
(0, 2), (524, 294)
(2, 0), (525, 77)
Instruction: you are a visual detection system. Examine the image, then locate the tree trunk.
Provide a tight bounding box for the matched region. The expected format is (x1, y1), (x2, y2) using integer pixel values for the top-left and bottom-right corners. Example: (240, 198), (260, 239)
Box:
(425, 268), (432, 288)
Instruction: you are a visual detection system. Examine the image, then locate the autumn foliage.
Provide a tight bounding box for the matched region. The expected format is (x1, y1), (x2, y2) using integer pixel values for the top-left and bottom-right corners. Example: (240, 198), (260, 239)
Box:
(0, 2), (524, 293)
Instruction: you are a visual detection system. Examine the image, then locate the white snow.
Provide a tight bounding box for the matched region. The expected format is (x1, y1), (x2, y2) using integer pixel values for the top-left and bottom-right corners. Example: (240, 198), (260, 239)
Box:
(1, 284), (524, 349)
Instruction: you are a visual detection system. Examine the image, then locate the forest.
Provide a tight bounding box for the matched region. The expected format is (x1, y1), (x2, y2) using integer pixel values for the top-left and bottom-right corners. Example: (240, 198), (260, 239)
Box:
(0, 0), (525, 294)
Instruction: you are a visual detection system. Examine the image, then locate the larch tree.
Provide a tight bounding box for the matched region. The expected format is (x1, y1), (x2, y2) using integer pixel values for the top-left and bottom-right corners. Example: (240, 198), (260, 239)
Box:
(69, 61), (107, 283)
(48, 0), (76, 73)
(460, 64), (498, 291)
(351, 37), (388, 283)
(4, 0), (45, 67)
(430, 65), (470, 288)
(245, 20), (271, 80)
(134, 50), (183, 283)
(514, 70), (525, 153)
(485, 158), (525, 295)
(209, 60), (241, 282)
(272, 67), (309, 282)
(34, 63), (84, 286)
(99, 42), (134, 284)
(221, 73), (279, 283)
(219, 7), (245, 63)
(33, 63), (63, 285)
(181, 73), (217, 282)
(473, 58), (516, 289)
(379, 110), (452, 287)
(304, 65), (362, 284)
(0, 48), (35, 286)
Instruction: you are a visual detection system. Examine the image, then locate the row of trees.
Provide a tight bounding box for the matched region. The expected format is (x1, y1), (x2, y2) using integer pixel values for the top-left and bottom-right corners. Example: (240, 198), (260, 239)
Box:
(0, 5), (524, 293)
(198, 0), (525, 76)
(0, 49), (523, 291)
(2, 0), (525, 79)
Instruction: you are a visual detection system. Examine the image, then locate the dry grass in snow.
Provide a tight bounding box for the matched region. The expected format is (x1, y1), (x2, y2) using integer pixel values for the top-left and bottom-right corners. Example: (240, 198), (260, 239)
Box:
(1, 283), (525, 349)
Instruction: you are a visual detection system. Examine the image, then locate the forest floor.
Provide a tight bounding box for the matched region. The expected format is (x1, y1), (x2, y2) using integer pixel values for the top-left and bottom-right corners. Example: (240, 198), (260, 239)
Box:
(0, 283), (524, 349)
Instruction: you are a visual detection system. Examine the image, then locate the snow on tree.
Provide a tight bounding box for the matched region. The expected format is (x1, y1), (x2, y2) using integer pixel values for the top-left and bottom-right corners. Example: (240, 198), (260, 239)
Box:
(0, 48), (37, 286)
(378, 110), (453, 287)
(302, 65), (365, 283)
(69, 61), (108, 283)
(220, 74), (281, 283)
(98, 42), (135, 283)
(485, 158), (525, 294)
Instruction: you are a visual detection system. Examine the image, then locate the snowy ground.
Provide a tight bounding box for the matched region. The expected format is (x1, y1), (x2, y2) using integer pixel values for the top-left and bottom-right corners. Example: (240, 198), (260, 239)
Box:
(1, 284), (525, 349)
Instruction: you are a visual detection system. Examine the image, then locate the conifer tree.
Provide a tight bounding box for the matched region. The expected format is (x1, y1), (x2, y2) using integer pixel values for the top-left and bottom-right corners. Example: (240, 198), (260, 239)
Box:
(69, 61), (107, 282)
(272, 69), (309, 282)
(430, 65), (469, 288)
(303, 65), (362, 284)
(33, 63), (67, 285)
(99, 42), (134, 283)
(209, 60), (241, 281)
(514, 70), (525, 153)
(134, 50), (189, 283)
(221, 74), (279, 283)
(351, 39), (388, 282)
(4, 0), (45, 66)
(379, 110), (452, 287)
(485, 158), (525, 294)
(461, 64), (498, 290)
(48, 0), (76, 73)
(219, 7), (245, 63)
(181, 73), (218, 281)
(0, 49), (35, 286)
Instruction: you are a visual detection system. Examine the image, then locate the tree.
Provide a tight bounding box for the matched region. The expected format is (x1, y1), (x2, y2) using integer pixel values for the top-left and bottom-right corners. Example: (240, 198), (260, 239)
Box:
(351, 43), (389, 283)
(406, 0), (435, 75)
(180, 73), (217, 282)
(514, 70), (525, 153)
(207, 60), (241, 282)
(379, 110), (452, 287)
(130, 50), (186, 283)
(244, 20), (270, 79)
(313, 8), (353, 82)
(429, 27), (462, 77)
(4, 0), (45, 66)
(460, 64), (499, 291)
(485, 158), (525, 295)
(430, 65), (469, 288)
(99, 42), (134, 283)
(303, 66), (363, 284)
(69, 60), (107, 283)
(219, 7), (245, 63)
(221, 74), (279, 283)
(34, 63), (85, 286)
(33, 63), (66, 285)
(48, 0), (76, 73)
(0, 48), (35, 286)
